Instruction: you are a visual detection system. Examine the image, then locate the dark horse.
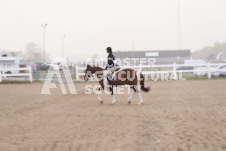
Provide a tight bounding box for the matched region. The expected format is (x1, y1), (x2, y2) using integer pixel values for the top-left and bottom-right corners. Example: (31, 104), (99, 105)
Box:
(84, 65), (150, 105)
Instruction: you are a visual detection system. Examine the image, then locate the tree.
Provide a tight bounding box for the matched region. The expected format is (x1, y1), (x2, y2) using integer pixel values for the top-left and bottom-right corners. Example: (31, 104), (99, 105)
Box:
(198, 42), (226, 54)
(23, 42), (42, 62)
(192, 42), (226, 61)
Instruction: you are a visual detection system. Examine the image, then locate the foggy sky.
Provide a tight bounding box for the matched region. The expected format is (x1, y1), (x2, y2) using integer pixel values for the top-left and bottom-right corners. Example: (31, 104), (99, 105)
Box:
(0, 0), (226, 60)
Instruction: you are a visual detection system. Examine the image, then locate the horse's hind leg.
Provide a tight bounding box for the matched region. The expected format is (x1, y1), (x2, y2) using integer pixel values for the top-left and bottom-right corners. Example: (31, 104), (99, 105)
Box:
(128, 87), (135, 104)
(111, 95), (116, 105)
(133, 85), (143, 105)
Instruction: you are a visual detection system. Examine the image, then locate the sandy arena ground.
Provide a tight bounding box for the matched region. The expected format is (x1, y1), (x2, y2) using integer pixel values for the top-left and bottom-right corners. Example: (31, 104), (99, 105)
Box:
(0, 80), (226, 151)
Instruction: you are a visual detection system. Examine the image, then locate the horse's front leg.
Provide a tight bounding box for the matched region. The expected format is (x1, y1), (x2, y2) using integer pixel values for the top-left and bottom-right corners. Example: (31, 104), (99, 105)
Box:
(110, 86), (116, 105)
(96, 87), (103, 104)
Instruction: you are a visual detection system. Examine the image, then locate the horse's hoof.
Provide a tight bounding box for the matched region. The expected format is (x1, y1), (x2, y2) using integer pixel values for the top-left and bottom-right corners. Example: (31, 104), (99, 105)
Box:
(128, 101), (131, 104)
(100, 100), (103, 104)
(111, 102), (115, 105)
(138, 102), (143, 105)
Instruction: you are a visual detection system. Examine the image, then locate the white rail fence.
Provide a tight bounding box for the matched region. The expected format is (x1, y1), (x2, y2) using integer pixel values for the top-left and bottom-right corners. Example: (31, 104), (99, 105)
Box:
(0, 66), (33, 82)
(75, 63), (226, 81)
(1, 63), (224, 82)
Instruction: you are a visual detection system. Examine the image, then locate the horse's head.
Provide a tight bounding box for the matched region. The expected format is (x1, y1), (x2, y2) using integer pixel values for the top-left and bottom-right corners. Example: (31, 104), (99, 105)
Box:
(84, 65), (103, 81)
(84, 64), (93, 81)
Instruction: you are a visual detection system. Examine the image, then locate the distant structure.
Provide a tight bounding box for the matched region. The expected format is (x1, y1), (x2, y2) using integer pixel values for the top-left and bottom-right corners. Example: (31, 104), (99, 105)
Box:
(0, 56), (21, 73)
(114, 50), (191, 64)
(216, 51), (226, 61)
(191, 51), (209, 61)
(0, 50), (22, 58)
(0, 50), (22, 73)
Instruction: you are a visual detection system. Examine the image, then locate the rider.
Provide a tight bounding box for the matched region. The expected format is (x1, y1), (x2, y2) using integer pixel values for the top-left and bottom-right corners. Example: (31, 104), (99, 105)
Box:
(104, 47), (119, 88)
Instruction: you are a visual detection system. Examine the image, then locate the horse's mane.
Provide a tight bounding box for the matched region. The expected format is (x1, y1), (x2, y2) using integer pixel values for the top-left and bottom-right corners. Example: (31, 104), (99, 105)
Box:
(93, 66), (103, 70)
(89, 66), (103, 71)
(87, 65), (104, 74)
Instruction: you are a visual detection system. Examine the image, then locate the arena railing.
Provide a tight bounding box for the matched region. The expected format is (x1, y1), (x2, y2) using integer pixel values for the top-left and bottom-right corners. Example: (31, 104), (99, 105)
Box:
(0, 66), (33, 82)
(75, 63), (226, 81)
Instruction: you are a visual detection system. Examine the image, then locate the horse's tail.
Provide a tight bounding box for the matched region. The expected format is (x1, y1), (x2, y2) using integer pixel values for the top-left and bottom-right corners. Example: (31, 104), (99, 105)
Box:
(140, 73), (150, 92)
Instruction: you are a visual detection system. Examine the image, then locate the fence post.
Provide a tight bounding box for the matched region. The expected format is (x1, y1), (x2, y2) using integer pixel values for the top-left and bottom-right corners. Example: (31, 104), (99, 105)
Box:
(76, 65), (79, 81)
(74, 65), (76, 80)
(173, 63), (177, 80)
(0, 70), (2, 82)
(207, 62), (211, 79)
(138, 64), (142, 81)
(29, 66), (33, 82)
(139, 64), (142, 73)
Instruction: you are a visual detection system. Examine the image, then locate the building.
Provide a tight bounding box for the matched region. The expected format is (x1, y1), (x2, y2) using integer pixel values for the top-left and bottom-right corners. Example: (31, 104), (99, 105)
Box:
(0, 50), (22, 58)
(114, 50), (191, 64)
(0, 56), (21, 73)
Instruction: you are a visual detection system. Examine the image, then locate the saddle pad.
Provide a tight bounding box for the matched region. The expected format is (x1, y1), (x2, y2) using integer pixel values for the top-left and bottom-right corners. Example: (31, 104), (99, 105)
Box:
(112, 68), (123, 79)
(112, 68), (137, 79)
(112, 67), (141, 79)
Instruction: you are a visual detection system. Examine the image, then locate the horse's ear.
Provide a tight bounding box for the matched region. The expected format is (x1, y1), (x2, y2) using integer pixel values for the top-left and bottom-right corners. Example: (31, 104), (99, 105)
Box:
(87, 64), (91, 68)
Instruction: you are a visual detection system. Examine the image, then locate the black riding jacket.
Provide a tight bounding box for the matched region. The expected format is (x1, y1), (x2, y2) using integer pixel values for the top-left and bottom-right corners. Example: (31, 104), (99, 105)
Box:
(105, 52), (115, 69)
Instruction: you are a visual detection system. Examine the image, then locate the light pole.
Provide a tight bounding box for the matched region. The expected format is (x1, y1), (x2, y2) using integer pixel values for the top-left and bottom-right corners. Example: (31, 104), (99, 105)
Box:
(132, 42), (134, 58)
(177, 0), (181, 49)
(61, 34), (66, 57)
(41, 23), (47, 62)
